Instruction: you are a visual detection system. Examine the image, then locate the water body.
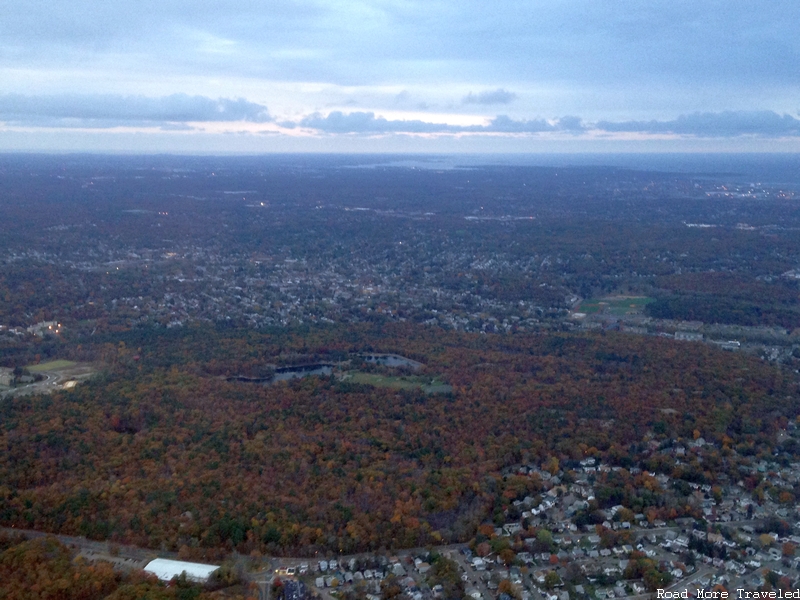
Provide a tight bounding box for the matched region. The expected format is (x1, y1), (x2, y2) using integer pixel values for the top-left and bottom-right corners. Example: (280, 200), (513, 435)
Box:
(368, 153), (800, 187)
(272, 364), (333, 381)
(360, 353), (423, 370)
(226, 363), (333, 384)
(226, 375), (272, 383)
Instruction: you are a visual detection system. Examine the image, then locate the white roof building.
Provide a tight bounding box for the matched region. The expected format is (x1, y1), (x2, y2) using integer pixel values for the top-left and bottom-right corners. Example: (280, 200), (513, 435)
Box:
(144, 558), (219, 583)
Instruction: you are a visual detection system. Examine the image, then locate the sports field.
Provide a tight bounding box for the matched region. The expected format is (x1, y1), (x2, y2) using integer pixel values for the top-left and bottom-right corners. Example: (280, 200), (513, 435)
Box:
(26, 360), (77, 372)
(343, 372), (452, 394)
(577, 296), (653, 316)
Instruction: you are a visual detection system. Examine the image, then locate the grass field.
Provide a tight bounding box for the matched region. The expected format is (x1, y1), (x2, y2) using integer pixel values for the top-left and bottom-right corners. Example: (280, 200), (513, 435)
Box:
(344, 372), (452, 394)
(26, 360), (77, 372)
(577, 296), (654, 316)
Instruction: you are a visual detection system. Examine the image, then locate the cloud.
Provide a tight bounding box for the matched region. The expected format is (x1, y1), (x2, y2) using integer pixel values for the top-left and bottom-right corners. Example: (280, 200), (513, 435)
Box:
(299, 111), (466, 133)
(595, 111), (800, 137)
(483, 115), (553, 132)
(0, 93), (271, 126)
(554, 116), (586, 132)
(483, 115), (585, 133)
(293, 110), (800, 139)
(463, 89), (517, 105)
(2, 0), (799, 117)
(297, 111), (584, 134)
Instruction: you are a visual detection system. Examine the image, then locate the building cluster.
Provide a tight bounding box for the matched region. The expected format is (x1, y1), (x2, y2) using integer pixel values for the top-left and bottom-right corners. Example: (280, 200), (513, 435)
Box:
(264, 426), (800, 600)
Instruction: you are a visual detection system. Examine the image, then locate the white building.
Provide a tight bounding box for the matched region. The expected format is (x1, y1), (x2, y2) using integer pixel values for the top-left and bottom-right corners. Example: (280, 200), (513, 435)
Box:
(144, 558), (219, 583)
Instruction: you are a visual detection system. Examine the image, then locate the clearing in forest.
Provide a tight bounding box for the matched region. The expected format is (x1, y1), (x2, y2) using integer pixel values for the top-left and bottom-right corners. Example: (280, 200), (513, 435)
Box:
(342, 371), (452, 394)
(577, 296), (654, 316)
(26, 360), (78, 372)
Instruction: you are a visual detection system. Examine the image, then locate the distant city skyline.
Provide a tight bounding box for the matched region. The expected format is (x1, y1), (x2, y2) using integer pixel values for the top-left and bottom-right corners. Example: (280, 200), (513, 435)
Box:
(1, 0), (799, 153)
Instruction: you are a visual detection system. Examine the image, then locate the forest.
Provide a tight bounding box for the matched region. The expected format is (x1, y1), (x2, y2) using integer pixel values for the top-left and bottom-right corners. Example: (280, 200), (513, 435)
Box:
(1, 322), (798, 557)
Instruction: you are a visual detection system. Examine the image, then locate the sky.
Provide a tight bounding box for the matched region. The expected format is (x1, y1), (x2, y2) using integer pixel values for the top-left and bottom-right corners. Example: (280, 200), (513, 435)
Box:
(1, 0), (799, 153)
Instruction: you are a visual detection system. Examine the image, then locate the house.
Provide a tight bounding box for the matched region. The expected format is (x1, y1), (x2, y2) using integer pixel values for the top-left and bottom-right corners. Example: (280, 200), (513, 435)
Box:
(675, 331), (703, 342)
(26, 320), (60, 337)
(504, 522), (522, 535)
(284, 581), (308, 600)
(517, 552), (533, 564)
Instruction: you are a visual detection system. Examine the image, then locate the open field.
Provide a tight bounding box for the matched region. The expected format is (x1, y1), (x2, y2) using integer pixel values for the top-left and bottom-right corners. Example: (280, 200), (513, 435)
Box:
(3, 361), (97, 398)
(26, 360), (78, 372)
(577, 296), (654, 316)
(343, 371), (452, 394)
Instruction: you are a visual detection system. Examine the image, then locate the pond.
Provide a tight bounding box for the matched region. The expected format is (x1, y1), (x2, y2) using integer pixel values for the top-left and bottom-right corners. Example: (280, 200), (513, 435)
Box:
(360, 353), (423, 370)
(227, 363), (334, 384)
(272, 363), (333, 381)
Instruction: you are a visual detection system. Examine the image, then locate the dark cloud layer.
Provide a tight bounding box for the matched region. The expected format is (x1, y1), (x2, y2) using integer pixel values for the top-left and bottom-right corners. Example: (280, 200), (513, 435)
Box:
(3, 1), (799, 93)
(2, 93), (797, 140)
(596, 111), (800, 137)
(0, 93), (271, 126)
(298, 110), (800, 138)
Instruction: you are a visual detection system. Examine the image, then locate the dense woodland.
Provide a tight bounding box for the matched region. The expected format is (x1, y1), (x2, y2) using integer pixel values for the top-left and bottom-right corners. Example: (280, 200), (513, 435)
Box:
(1, 323), (798, 556)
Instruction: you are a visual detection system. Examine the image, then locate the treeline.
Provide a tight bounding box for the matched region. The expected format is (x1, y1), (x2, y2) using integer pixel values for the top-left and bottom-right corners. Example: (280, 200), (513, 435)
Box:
(646, 293), (800, 329)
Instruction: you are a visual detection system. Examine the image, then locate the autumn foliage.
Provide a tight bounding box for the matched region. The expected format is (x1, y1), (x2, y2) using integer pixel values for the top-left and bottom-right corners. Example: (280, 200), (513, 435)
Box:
(1, 323), (797, 556)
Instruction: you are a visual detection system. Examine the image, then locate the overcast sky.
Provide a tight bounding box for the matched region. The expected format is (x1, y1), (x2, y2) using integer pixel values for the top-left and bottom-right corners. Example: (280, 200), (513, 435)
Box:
(1, 0), (799, 153)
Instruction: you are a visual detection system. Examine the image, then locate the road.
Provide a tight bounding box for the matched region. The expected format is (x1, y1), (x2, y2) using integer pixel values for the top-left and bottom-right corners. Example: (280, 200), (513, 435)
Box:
(1, 525), (465, 599)
(1, 520), (770, 600)
(0, 363), (95, 399)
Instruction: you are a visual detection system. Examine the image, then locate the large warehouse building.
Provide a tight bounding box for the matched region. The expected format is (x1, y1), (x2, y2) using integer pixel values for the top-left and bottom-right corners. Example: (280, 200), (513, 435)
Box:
(144, 558), (220, 583)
